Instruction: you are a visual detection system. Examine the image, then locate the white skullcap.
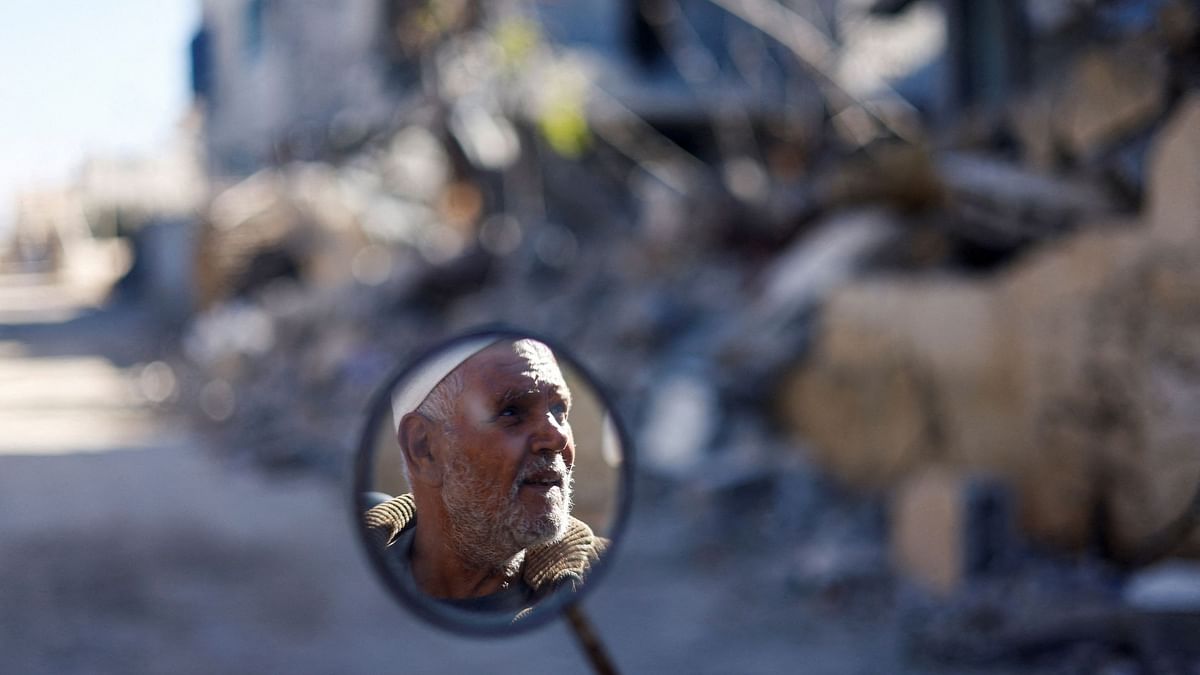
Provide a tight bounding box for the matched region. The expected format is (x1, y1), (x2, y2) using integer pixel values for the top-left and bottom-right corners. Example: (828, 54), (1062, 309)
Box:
(392, 337), (498, 432)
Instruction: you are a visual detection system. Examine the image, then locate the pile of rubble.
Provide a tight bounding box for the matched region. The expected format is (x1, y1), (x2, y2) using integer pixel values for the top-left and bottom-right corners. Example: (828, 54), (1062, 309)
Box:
(784, 92), (1200, 564)
(170, 1), (1200, 667)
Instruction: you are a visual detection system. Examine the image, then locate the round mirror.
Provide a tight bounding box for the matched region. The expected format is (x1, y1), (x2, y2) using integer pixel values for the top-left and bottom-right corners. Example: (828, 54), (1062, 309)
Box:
(351, 329), (631, 635)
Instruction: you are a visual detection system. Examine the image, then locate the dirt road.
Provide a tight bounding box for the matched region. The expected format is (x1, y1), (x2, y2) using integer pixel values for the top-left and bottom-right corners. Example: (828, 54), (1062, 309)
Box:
(0, 297), (973, 674)
(0, 303), (598, 673)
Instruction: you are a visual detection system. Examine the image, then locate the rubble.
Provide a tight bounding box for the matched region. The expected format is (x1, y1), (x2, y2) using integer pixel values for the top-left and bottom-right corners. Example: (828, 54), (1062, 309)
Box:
(1157, 0), (1199, 51)
(164, 3), (1200, 670)
(1053, 43), (1167, 160)
(1089, 243), (1200, 560)
(908, 598), (1200, 669)
(1007, 88), (1058, 171)
(936, 152), (1119, 242)
(639, 371), (720, 477)
(890, 467), (1015, 596)
(1125, 560), (1200, 612)
(1146, 93), (1200, 243)
(783, 231), (1200, 554)
(998, 227), (1145, 548)
(783, 96), (1200, 556)
(779, 278), (1007, 491)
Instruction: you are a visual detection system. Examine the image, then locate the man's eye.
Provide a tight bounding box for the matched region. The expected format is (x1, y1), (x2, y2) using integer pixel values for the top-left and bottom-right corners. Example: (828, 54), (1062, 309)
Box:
(498, 406), (518, 417)
(551, 403), (568, 420)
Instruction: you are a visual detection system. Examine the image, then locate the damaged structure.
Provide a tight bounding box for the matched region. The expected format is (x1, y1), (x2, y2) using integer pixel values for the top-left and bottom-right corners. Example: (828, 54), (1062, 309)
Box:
(174, 0), (1200, 669)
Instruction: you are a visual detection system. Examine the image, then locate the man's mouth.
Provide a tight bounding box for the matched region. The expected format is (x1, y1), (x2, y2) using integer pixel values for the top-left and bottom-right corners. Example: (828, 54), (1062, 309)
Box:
(520, 472), (564, 491)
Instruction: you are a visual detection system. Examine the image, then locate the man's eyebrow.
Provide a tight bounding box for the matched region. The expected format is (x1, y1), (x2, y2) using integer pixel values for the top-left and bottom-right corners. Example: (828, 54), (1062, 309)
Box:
(551, 382), (572, 406)
(495, 383), (571, 406)
(496, 387), (536, 405)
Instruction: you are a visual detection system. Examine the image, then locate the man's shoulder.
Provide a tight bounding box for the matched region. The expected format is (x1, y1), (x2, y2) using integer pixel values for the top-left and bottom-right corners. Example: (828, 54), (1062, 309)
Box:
(362, 494), (416, 549)
(362, 494), (609, 593)
(521, 517), (608, 592)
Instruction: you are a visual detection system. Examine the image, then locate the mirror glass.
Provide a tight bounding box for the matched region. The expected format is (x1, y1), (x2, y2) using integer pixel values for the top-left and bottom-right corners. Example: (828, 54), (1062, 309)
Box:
(352, 330), (630, 634)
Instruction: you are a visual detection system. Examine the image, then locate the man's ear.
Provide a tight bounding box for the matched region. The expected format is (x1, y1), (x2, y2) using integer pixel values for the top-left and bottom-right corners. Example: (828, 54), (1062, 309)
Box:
(398, 412), (444, 488)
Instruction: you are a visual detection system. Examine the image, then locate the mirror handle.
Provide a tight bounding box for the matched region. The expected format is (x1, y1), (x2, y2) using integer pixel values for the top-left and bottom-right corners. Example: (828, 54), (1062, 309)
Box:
(565, 604), (619, 675)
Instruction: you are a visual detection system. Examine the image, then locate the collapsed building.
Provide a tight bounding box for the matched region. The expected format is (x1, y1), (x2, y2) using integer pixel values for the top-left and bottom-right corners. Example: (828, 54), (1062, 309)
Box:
(174, 0), (1200, 664)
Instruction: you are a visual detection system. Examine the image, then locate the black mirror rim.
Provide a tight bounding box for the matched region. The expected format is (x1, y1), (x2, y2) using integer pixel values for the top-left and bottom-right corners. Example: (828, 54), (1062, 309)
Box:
(349, 324), (635, 637)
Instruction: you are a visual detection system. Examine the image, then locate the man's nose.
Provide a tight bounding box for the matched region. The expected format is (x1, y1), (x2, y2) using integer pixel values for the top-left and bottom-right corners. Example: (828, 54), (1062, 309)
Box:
(530, 411), (569, 455)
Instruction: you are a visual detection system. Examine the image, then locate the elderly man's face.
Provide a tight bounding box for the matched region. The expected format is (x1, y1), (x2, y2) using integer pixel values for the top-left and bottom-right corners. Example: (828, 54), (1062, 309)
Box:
(437, 341), (575, 565)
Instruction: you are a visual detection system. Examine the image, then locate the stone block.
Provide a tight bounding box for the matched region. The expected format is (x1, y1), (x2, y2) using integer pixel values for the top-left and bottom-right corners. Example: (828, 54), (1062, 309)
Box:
(1089, 246), (1200, 558)
(1009, 89), (1058, 171)
(890, 466), (1014, 595)
(1146, 94), (1200, 245)
(779, 278), (1011, 490)
(998, 227), (1145, 547)
(1053, 43), (1166, 159)
(784, 225), (1200, 554)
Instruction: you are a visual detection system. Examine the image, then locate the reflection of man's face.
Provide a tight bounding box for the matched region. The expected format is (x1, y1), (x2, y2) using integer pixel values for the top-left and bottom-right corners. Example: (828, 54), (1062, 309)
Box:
(438, 340), (575, 568)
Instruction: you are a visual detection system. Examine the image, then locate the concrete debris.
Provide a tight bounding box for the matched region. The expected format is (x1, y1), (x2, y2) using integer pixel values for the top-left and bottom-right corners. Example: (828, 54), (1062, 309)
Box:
(780, 278), (1005, 491)
(890, 467), (1016, 596)
(787, 534), (888, 597)
(1087, 244), (1200, 560)
(160, 8), (1200, 671)
(813, 141), (944, 214)
(787, 216), (1200, 557)
(1157, 0), (1199, 52)
(639, 372), (720, 477)
(1007, 88), (1058, 171)
(1124, 560), (1200, 612)
(717, 208), (903, 385)
(784, 204), (1200, 556)
(1146, 93), (1200, 244)
(909, 598), (1200, 668)
(937, 152), (1119, 241)
(1023, 0), (1085, 34)
(1053, 44), (1167, 160)
(758, 208), (901, 315)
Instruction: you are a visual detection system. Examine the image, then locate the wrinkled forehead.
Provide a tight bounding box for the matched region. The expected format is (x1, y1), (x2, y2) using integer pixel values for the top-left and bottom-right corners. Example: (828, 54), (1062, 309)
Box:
(462, 339), (569, 398)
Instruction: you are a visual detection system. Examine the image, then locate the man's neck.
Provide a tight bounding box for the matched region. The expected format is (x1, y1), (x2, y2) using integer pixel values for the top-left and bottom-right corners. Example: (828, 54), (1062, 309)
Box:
(408, 508), (523, 599)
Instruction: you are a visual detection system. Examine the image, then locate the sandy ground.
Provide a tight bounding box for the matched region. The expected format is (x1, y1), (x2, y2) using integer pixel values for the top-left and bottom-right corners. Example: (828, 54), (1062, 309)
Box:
(0, 442), (907, 675)
(0, 290), (1011, 675)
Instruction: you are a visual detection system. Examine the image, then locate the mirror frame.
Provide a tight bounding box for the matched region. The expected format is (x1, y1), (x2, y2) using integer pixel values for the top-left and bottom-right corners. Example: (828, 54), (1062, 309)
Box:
(349, 326), (635, 636)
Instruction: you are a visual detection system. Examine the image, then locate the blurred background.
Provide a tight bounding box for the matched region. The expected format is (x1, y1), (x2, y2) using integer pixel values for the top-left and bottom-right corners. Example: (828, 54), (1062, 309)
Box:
(1, 0), (1199, 672)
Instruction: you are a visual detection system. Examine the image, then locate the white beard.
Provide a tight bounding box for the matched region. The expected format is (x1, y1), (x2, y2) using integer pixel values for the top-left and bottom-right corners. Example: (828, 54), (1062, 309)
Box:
(440, 451), (574, 572)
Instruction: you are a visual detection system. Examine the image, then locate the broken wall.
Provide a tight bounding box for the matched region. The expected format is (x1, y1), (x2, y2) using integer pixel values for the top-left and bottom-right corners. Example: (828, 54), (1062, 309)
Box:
(783, 95), (1200, 558)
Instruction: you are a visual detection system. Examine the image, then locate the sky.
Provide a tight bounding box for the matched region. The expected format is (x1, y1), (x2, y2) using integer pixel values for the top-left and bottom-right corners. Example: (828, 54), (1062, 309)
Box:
(0, 1), (198, 231)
